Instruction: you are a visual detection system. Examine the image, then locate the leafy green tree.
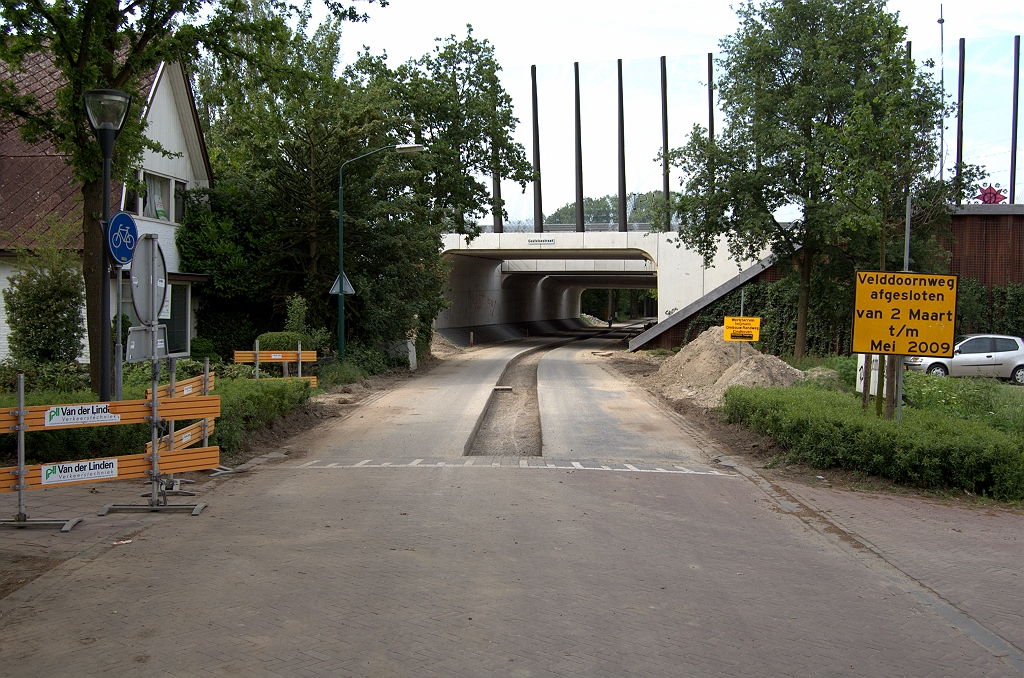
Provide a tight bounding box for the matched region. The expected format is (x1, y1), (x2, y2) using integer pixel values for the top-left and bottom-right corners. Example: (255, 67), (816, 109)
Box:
(669, 0), (970, 359)
(2, 240), (86, 364)
(390, 26), (533, 236)
(546, 191), (665, 226)
(0, 0), (373, 391)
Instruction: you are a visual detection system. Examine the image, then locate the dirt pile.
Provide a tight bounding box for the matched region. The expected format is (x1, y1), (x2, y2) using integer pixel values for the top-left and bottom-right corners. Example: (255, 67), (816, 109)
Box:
(652, 325), (803, 408)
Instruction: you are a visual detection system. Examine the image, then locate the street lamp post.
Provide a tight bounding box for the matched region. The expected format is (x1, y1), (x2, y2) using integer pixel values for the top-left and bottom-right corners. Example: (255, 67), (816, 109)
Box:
(338, 143), (425, 362)
(84, 89), (132, 402)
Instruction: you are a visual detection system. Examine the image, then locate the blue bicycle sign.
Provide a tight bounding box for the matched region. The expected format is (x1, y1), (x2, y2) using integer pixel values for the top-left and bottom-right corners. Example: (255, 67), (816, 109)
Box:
(106, 212), (139, 265)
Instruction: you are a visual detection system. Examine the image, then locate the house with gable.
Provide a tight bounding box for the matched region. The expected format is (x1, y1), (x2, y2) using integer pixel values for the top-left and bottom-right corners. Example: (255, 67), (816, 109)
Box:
(0, 56), (211, 361)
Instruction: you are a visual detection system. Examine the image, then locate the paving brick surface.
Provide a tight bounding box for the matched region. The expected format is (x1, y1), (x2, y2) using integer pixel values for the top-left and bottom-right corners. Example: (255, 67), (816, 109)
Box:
(0, 461), (1016, 677)
(780, 482), (1023, 654)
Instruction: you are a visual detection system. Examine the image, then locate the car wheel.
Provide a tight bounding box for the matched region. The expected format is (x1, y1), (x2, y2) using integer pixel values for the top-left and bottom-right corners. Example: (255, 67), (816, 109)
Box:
(927, 363), (948, 377)
(1011, 366), (1024, 386)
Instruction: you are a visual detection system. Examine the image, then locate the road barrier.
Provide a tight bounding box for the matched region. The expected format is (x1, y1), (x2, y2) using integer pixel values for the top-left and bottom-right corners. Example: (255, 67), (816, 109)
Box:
(1, 361), (220, 531)
(233, 339), (318, 386)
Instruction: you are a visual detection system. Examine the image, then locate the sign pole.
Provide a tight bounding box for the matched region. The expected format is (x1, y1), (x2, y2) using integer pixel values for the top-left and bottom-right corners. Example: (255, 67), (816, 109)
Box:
(896, 195), (913, 423)
(148, 236), (162, 506)
(114, 265), (123, 401)
(737, 288), (745, 363)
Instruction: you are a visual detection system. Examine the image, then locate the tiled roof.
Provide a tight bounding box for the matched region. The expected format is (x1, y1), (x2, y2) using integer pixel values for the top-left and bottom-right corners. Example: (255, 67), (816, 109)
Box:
(0, 54), (158, 250)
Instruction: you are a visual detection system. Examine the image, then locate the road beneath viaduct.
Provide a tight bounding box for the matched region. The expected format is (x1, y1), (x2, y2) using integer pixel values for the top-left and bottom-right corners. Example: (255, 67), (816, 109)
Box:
(1, 330), (1021, 676)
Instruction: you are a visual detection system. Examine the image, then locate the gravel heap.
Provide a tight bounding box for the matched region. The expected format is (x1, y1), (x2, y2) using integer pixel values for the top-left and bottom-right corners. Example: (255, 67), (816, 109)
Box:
(652, 325), (804, 408)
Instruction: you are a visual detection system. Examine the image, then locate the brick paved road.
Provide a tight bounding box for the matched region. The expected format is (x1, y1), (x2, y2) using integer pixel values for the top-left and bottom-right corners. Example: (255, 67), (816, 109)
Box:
(1, 457), (1017, 676)
(1, 340), (1021, 676)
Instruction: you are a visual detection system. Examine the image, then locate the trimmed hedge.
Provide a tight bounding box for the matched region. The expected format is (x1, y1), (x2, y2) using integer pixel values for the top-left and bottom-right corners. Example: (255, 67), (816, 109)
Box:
(0, 377), (311, 465)
(723, 384), (1024, 501)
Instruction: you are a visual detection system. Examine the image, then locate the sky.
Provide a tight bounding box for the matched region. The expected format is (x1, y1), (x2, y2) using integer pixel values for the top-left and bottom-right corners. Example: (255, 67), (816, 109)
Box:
(326, 0), (1024, 224)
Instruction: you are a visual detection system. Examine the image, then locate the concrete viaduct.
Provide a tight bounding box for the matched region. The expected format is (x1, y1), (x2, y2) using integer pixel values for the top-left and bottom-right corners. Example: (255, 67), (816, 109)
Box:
(435, 229), (765, 346)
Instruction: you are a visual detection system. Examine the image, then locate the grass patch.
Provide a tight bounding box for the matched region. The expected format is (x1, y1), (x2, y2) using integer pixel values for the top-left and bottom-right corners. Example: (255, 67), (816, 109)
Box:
(723, 383), (1024, 501)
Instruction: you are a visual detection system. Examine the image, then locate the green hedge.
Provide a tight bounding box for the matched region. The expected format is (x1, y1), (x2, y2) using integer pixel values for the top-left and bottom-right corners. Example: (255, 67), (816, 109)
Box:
(255, 331), (307, 351)
(723, 385), (1024, 501)
(0, 377), (311, 465)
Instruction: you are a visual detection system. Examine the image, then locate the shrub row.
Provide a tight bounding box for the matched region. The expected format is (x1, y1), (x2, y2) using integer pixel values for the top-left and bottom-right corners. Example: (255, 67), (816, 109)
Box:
(722, 384), (1024, 501)
(0, 377), (311, 466)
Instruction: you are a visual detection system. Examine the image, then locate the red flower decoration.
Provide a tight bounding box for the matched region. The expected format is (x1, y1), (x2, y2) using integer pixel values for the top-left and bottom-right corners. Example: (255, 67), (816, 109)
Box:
(975, 185), (1007, 204)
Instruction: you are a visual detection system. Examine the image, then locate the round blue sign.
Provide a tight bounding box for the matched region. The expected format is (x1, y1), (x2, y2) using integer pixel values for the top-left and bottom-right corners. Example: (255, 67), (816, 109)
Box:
(106, 212), (139, 266)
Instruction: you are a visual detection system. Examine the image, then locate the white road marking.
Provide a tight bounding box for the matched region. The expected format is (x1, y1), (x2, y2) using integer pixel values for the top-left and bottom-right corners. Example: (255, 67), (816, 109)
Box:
(288, 461), (730, 477)
(353, 460), (372, 467)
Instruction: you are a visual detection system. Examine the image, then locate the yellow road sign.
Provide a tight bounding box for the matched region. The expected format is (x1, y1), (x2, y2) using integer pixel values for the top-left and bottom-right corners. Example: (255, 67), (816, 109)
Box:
(852, 271), (957, 357)
(724, 316), (761, 342)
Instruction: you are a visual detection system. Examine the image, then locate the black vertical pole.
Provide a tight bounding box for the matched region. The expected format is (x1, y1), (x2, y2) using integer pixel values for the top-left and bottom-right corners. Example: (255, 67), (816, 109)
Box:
(532, 65), (543, 233)
(956, 38), (965, 205)
(491, 172), (503, 233)
(617, 58), (627, 232)
(1011, 35), (1020, 204)
(661, 56), (669, 219)
(575, 62), (585, 232)
(492, 112), (503, 233)
(707, 53), (714, 142)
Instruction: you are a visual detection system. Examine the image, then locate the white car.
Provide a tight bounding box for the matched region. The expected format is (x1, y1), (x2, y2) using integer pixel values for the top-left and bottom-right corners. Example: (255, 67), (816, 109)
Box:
(905, 334), (1024, 384)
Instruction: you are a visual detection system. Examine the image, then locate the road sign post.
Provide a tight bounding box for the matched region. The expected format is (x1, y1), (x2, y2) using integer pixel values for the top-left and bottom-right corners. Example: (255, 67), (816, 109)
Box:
(106, 212), (138, 401)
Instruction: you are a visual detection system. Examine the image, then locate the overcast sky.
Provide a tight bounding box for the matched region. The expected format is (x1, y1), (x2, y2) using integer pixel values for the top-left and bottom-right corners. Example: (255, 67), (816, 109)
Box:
(328, 0), (1023, 223)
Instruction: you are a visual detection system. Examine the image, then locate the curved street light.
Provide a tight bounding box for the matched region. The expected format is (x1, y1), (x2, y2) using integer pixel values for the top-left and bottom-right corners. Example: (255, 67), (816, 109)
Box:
(84, 89), (132, 402)
(337, 143), (426, 362)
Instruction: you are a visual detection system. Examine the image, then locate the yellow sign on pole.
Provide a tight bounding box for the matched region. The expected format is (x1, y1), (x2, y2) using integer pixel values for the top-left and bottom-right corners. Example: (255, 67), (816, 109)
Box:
(724, 316), (761, 342)
(852, 271), (957, 357)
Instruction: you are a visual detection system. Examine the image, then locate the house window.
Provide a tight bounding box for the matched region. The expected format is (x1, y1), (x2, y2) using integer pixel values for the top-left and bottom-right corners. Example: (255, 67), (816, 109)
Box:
(123, 172), (140, 214)
(121, 280), (191, 357)
(174, 181), (187, 223)
(143, 172), (171, 221)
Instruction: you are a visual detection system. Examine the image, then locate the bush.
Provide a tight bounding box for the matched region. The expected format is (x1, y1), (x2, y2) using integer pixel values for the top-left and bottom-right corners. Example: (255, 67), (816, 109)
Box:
(284, 294), (331, 351)
(2, 245), (85, 363)
(189, 337), (221, 363)
(0, 372), (312, 464)
(317, 359), (368, 389)
(210, 377), (311, 455)
(256, 331), (306, 351)
(723, 384), (1024, 500)
(0, 359), (91, 395)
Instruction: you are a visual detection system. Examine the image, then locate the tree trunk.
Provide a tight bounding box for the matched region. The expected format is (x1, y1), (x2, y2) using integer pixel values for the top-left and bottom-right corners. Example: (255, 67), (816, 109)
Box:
(875, 353), (886, 417)
(793, 248), (812, 359)
(861, 354), (873, 410)
(884, 351), (897, 419)
(82, 180), (104, 395)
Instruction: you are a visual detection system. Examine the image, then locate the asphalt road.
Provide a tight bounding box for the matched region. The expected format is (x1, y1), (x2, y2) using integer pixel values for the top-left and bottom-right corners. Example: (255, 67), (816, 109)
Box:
(1, 336), (1020, 676)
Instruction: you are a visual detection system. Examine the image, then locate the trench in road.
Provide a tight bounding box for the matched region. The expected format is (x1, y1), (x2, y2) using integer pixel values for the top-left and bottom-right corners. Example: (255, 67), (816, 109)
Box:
(466, 326), (638, 457)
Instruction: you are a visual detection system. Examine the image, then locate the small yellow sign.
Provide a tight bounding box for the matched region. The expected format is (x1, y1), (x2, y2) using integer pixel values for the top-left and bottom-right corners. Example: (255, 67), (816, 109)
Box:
(724, 316), (761, 342)
(852, 271), (957, 357)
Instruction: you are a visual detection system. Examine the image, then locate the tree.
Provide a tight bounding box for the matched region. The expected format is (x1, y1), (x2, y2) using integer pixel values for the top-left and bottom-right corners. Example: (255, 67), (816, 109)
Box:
(546, 191), (664, 226)
(390, 26), (533, 236)
(670, 0), (959, 358)
(0, 0), (372, 392)
(2, 232), (86, 364)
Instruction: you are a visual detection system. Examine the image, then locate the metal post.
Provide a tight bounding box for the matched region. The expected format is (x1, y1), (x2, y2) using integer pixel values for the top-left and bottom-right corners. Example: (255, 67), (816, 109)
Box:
(149, 238), (161, 506)
(737, 288), (744, 363)
(254, 338), (260, 380)
(114, 265), (123, 400)
(661, 56), (670, 222)
(707, 53), (714, 143)
(203, 357), (210, 448)
(617, 59), (627, 232)
(168, 357), (176, 452)
(531, 65), (543, 233)
(956, 37), (965, 205)
(574, 62), (585, 233)
(15, 373), (26, 521)
(1012, 35), (1020, 204)
(938, 6), (945, 181)
(100, 170), (111, 402)
(297, 340), (302, 379)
